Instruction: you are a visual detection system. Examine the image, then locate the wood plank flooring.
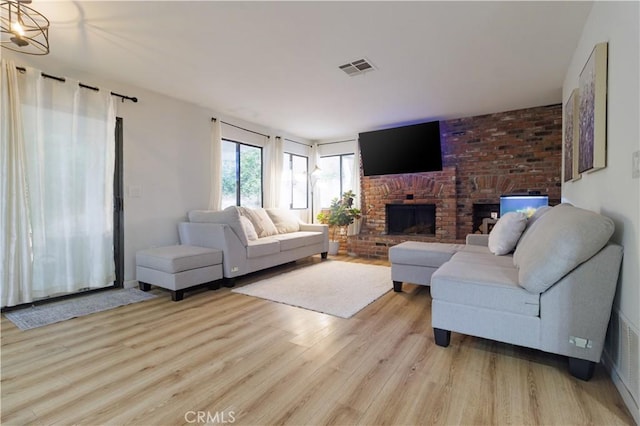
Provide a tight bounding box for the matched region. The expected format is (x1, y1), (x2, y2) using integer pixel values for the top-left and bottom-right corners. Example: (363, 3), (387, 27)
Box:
(1, 256), (634, 425)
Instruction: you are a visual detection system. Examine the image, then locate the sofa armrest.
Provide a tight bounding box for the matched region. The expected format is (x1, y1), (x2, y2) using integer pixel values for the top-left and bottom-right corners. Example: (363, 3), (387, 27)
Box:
(466, 234), (489, 246)
(299, 223), (330, 252)
(178, 222), (248, 277)
(539, 243), (623, 362)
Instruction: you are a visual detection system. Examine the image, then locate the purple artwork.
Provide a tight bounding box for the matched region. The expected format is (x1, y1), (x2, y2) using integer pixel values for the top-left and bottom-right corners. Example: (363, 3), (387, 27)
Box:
(578, 43), (607, 173)
(564, 90), (577, 182)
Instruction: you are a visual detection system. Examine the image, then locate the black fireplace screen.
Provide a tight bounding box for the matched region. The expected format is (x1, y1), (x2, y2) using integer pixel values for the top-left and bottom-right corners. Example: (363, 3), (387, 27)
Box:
(386, 204), (436, 235)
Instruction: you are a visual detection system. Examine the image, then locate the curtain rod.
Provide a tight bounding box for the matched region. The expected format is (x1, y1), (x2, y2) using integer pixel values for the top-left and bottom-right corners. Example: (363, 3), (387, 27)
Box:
(317, 139), (357, 146)
(285, 138), (312, 148)
(211, 117), (269, 139)
(210, 118), (311, 147)
(15, 66), (138, 103)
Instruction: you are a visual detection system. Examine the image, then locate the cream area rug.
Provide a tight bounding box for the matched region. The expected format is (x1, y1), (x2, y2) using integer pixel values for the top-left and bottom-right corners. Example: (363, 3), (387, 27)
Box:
(232, 261), (391, 318)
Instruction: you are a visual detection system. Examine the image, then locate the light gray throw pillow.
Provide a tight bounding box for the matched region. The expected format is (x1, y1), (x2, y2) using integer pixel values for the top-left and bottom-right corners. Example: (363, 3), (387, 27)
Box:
(514, 203), (614, 293)
(488, 212), (528, 255)
(514, 205), (553, 253)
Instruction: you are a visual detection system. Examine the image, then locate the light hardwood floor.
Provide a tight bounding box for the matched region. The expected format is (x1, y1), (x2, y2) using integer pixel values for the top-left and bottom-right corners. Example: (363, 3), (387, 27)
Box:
(1, 255), (634, 425)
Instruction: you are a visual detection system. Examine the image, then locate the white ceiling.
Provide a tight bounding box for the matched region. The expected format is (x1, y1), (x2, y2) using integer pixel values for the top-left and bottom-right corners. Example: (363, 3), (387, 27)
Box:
(23, 1), (592, 141)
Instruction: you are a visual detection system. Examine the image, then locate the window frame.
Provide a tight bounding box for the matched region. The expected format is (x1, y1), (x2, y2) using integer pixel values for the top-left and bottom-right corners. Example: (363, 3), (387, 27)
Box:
(319, 153), (354, 207)
(222, 138), (264, 208)
(283, 152), (309, 210)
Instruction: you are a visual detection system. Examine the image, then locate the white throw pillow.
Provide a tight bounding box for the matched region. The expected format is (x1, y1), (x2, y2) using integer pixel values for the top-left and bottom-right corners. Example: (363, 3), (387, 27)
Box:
(488, 212), (528, 255)
(239, 207), (278, 238)
(239, 215), (258, 241)
(266, 208), (301, 234)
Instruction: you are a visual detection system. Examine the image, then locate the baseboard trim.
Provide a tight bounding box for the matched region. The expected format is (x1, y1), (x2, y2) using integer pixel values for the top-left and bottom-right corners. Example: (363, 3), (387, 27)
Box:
(603, 350), (640, 425)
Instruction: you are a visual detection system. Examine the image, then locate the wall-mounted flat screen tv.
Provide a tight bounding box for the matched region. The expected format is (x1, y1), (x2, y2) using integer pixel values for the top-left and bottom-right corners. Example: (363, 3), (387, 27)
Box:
(500, 195), (549, 217)
(358, 121), (442, 176)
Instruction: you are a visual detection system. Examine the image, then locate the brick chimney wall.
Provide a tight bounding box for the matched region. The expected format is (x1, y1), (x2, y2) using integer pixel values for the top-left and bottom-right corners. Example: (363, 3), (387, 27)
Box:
(348, 104), (562, 258)
(442, 104), (562, 239)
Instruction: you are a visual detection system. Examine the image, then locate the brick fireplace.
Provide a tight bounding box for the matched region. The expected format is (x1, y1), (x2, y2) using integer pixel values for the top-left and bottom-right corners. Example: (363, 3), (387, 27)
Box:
(348, 167), (458, 258)
(346, 104), (562, 258)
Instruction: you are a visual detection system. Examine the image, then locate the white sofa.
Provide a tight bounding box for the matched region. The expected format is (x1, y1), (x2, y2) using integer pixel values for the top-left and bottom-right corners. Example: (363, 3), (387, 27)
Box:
(429, 203), (623, 380)
(178, 206), (329, 286)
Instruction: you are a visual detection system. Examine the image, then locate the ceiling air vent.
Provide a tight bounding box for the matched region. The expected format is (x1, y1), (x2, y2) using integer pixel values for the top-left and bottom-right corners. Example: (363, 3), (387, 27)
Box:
(339, 58), (375, 77)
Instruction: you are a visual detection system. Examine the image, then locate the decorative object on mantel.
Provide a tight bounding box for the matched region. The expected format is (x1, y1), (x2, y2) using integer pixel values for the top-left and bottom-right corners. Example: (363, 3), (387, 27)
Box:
(564, 88), (581, 182)
(316, 190), (361, 255)
(1, 0), (50, 55)
(578, 42), (608, 174)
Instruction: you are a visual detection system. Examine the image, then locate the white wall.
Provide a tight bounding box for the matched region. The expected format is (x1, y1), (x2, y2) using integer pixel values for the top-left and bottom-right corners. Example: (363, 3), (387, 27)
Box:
(2, 52), (311, 286)
(562, 1), (639, 420)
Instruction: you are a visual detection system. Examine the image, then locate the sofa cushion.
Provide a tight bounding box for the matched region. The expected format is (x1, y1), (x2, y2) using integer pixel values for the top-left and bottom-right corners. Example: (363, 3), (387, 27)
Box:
(239, 216), (258, 241)
(246, 238), (280, 258)
(136, 245), (222, 274)
(188, 207), (249, 246)
(516, 205), (553, 250)
(239, 207), (279, 238)
(389, 241), (464, 268)
(488, 212), (527, 255)
(452, 249), (515, 268)
(266, 208), (301, 234)
(431, 260), (539, 316)
(514, 203), (615, 294)
(271, 231), (324, 251)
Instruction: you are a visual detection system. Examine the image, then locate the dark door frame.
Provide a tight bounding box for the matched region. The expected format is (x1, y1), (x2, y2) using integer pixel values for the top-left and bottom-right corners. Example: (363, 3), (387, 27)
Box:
(114, 117), (124, 288)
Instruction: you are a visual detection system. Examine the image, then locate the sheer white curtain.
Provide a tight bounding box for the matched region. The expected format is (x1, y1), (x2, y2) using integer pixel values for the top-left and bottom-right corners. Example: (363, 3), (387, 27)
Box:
(208, 119), (223, 210)
(264, 135), (283, 209)
(0, 60), (116, 307)
(0, 60), (33, 307)
(347, 142), (362, 236)
(309, 144), (321, 223)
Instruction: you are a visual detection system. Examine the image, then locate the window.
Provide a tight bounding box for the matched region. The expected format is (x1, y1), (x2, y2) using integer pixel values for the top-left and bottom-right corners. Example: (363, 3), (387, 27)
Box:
(222, 140), (263, 208)
(282, 153), (308, 209)
(318, 153), (354, 208)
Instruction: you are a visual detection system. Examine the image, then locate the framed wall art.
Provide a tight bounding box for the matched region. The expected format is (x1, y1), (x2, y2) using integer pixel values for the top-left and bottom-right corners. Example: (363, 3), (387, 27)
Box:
(563, 88), (580, 182)
(578, 42), (608, 174)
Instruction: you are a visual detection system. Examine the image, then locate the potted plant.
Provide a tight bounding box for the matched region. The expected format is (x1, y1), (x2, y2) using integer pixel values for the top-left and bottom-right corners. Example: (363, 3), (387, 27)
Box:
(317, 191), (361, 255)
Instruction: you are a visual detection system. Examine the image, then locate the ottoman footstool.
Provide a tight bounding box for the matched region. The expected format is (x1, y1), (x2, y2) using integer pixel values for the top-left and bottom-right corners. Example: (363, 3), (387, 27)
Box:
(389, 241), (464, 292)
(136, 245), (223, 301)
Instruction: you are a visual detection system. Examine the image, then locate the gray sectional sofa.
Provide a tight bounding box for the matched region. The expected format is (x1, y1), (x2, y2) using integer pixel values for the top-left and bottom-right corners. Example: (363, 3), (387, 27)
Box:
(394, 203), (623, 380)
(178, 206), (329, 285)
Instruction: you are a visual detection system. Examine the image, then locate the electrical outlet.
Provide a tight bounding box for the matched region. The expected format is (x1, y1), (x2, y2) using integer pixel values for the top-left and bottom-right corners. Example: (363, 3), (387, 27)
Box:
(231, 266), (239, 272)
(633, 150), (640, 179)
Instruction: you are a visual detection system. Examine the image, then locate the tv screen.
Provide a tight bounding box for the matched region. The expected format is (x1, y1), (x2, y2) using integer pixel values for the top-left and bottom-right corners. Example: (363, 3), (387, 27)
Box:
(358, 121), (442, 176)
(500, 195), (549, 217)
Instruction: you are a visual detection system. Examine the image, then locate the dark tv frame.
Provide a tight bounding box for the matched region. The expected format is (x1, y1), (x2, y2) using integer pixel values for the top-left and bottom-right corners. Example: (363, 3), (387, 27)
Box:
(358, 121), (443, 176)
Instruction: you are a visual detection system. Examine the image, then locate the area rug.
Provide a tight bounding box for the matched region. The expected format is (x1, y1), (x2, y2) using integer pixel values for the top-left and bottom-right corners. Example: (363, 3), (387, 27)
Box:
(232, 261), (391, 318)
(4, 288), (157, 330)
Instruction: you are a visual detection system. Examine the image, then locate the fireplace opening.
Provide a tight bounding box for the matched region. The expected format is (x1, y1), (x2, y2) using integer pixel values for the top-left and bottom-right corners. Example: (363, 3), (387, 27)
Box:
(472, 203), (499, 233)
(386, 204), (436, 235)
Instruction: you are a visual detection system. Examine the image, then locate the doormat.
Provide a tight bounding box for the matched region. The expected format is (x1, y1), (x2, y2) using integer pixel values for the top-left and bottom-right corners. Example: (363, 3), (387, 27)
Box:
(4, 288), (157, 330)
